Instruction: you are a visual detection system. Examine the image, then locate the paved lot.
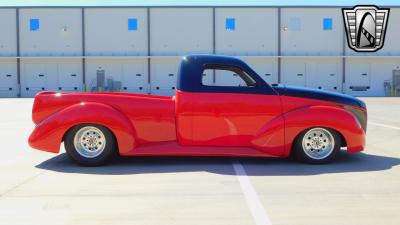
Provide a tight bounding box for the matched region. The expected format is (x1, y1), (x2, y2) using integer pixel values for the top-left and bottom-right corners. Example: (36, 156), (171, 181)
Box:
(0, 97), (399, 225)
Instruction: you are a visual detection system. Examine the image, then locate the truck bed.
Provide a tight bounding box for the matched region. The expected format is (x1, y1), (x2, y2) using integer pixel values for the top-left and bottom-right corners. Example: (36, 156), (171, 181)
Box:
(32, 91), (177, 144)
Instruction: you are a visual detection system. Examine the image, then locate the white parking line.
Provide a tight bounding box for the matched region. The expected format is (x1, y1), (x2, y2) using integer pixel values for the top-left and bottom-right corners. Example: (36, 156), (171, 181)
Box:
(369, 121), (400, 130)
(232, 161), (272, 225)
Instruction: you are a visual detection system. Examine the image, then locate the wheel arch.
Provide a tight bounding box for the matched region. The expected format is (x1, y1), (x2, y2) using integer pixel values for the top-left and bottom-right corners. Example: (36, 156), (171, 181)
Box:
(28, 102), (137, 154)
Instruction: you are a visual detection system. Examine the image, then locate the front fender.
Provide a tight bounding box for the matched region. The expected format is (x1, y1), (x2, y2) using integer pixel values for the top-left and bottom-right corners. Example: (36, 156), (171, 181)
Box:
(251, 115), (285, 157)
(282, 105), (365, 156)
(28, 102), (137, 154)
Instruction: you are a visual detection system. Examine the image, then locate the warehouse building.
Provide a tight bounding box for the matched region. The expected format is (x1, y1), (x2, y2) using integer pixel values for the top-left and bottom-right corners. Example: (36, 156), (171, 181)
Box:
(0, 0), (399, 97)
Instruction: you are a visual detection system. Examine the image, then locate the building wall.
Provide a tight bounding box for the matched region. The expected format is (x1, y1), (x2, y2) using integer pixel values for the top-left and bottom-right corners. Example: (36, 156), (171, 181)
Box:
(0, 7), (399, 97)
(282, 58), (343, 92)
(280, 8), (344, 56)
(0, 9), (18, 97)
(150, 8), (213, 96)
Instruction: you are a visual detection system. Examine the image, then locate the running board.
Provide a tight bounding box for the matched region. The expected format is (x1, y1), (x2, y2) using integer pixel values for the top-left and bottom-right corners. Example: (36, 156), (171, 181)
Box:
(121, 141), (277, 157)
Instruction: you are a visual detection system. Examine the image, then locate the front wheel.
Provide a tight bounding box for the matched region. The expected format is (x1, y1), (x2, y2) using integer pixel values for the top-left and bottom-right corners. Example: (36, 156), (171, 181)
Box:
(294, 127), (341, 164)
(64, 124), (116, 166)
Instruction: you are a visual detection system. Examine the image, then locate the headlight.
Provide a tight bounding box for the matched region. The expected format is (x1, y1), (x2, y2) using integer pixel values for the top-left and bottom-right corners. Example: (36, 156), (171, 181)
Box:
(342, 105), (367, 132)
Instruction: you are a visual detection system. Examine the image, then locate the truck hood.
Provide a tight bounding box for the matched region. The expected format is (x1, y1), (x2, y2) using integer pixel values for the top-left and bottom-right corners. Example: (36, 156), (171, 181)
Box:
(272, 85), (366, 109)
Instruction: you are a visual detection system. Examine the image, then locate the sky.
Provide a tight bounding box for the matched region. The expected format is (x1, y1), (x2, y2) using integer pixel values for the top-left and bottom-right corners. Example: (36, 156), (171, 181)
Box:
(0, 0), (399, 7)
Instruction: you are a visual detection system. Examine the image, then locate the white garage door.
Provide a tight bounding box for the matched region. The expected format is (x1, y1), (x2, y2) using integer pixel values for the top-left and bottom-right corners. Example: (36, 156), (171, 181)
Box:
(282, 63), (306, 87)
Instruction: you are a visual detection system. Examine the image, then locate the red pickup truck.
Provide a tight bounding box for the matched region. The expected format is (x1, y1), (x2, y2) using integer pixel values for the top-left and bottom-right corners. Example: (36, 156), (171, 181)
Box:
(29, 55), (366, 166)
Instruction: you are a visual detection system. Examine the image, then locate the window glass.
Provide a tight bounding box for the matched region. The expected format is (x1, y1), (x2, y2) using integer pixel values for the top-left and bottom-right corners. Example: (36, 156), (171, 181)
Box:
(289, 18), (301, 31)
(128, 18), (138, 30)
(30, 18), (40, 31)
(323, 18), (333, 30)
(202, 66), (256, 87)
(225, 18), (235, 31)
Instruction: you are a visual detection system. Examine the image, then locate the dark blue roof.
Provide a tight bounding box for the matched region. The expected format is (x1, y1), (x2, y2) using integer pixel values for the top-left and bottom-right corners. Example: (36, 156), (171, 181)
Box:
(0, 0), (399, 8)
(177, 54), (276, 95)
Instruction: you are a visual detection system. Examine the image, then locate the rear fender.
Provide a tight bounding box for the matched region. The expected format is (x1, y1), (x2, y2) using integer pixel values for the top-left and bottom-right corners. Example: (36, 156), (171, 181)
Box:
(28, 102), (137, 154)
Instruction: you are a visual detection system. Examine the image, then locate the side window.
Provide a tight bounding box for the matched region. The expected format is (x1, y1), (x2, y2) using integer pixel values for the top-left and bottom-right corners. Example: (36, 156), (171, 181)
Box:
(202, 65), (257, 87)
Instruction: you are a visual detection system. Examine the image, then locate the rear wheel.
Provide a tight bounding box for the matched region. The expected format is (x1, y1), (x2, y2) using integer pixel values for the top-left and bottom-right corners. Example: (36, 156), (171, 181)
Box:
(294, 127), (340, 164)
(64, 124), (116, 166)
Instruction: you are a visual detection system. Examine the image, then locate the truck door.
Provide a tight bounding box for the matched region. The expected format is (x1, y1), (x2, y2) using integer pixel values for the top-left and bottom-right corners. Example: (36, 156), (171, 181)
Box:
(186, 65), (282, 147)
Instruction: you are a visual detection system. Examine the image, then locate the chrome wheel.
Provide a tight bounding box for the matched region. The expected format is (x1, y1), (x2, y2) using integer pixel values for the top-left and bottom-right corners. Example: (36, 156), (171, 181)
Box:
(73, 126), (106, 158)
(301, 128), (335, 160)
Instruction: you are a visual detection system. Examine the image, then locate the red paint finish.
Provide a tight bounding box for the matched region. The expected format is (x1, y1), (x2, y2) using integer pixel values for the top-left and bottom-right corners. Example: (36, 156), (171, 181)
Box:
(121, 141), (278, 157)
(29, 102), (137, 154)
(29, 90), (366, 158)
(278, 96), (366, 156)
(175, 91), (283, 153)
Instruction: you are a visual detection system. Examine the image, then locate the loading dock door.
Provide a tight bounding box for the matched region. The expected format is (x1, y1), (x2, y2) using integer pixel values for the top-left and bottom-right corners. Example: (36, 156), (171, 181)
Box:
(150, 59), (179, 96)
(122, 62), (148, 93)
(58, 63), (82, 92)
(22, 63), (58, 97)
(23, 63), (47, 93)
(308, 63), (339, 91)
(346, 63), (370, 92)
(282, 63), (306, 86)
(0, 62), (18, 97)
(246, 60), (278, 85)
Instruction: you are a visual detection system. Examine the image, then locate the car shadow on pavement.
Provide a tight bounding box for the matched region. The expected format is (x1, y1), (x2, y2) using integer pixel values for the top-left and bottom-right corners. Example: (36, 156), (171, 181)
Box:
(35, 151), (400, 176)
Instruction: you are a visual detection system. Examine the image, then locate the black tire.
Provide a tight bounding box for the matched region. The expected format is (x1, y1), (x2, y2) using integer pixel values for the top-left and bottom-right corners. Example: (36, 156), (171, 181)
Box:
(293, 127), (341, 164)
(64, 124), (116, 166)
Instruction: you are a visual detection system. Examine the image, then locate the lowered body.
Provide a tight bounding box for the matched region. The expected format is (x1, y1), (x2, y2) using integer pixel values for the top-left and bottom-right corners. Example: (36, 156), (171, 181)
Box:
(29, 55), (367, 165)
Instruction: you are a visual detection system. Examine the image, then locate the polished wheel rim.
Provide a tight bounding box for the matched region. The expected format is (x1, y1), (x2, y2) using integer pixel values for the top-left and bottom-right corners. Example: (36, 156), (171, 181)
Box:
(302, 128), (335, 160)
(73, 126), (106, 158)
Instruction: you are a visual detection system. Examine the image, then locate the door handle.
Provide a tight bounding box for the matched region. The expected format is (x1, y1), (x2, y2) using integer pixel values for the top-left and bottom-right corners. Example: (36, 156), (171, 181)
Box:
(71, 74), (77, 77)
(38, 74), (44, 77)
(361, 73), (368, 76)
(6, 74), (12, 77)
(136, 74), (142, 76)
(297, 74), (303, 76)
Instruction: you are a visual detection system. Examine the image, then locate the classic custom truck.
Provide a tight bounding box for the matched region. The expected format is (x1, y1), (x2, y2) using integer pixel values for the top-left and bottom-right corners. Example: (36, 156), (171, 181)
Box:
(29, 55), (367, 166)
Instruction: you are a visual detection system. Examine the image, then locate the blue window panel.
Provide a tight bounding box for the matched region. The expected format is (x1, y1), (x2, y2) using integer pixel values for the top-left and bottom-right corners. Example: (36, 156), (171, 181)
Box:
(226, 18), (235, 31)
(128, 18), (138, 30)
(30, 18), (40, 31)
(323, 18), (333, 30)
(289, 18), (301, 31)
